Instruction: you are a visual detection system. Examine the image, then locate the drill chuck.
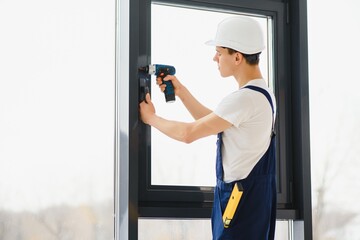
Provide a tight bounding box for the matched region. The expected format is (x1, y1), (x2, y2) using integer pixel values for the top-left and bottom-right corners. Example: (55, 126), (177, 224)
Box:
(146, 65), (156, 75)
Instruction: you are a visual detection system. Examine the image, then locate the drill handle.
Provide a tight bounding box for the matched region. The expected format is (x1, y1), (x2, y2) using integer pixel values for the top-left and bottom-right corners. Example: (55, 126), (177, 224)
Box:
(159, 74), (175, 103)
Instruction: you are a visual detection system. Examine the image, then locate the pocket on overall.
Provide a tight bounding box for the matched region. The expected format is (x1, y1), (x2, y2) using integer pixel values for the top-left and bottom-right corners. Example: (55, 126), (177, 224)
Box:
(231, 176), (274, 239)
(217, 181), (245, 229)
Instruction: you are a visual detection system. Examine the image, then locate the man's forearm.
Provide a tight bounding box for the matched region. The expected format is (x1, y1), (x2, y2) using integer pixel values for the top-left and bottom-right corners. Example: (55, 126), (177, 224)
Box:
(178, 86), (212, 120)
(148, 114), (194, 143)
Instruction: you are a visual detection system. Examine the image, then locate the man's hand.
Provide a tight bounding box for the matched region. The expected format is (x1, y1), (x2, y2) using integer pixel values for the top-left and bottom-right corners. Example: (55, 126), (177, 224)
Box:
(139, 93), (156, 125)
(157, 75), (183, 97)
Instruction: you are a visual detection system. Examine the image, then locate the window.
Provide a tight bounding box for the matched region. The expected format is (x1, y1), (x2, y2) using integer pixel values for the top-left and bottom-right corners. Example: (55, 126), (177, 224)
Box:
(138, 0), (292, 216)
(120, 0), (312, 238)
(0, 1), (115, 238)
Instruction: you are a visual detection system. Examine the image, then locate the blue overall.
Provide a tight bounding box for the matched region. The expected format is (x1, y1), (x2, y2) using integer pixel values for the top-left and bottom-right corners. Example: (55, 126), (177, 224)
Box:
(211, 86), (276, 240)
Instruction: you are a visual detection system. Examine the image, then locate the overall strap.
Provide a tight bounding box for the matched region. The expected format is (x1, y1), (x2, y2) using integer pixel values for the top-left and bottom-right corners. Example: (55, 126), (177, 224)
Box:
(216, 132), (224, 180)
(243, 85), (275, 136)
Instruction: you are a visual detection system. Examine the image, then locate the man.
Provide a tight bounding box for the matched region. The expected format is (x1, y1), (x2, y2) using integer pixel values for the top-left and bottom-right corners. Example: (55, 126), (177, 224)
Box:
(140, 16), (277, 240)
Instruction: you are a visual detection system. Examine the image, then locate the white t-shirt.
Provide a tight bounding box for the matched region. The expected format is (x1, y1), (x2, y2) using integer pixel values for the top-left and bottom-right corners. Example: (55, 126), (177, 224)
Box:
(214, 79), (276, 182)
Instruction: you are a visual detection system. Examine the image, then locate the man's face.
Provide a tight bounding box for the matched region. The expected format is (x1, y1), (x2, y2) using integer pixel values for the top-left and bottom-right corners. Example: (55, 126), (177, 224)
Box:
(213, 46), (238, 78)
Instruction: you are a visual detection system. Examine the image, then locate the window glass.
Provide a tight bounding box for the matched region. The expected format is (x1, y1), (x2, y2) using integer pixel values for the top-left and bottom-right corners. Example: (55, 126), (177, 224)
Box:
(0, 0), (115, 238)
(308, 0), (360, 238)
(151, 4), (273, 186)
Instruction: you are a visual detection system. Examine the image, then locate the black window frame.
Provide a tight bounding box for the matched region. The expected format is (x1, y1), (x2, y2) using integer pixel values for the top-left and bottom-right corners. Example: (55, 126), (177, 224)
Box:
(138, 0), (292, 216)
(121, 0), (312, 239)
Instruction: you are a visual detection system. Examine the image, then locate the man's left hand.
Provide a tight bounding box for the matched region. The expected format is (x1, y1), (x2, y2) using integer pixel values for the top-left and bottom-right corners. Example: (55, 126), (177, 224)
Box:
(139, 93), (156, 125)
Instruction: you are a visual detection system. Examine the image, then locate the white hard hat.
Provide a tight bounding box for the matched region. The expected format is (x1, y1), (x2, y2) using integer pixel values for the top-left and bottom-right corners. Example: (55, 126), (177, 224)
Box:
(205, 16), (265, 54)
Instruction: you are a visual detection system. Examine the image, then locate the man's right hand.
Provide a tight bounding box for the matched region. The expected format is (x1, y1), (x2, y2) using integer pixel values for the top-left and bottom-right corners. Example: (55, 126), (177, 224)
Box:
(157, 75), (183, 97)
(157, 75), (212, 120)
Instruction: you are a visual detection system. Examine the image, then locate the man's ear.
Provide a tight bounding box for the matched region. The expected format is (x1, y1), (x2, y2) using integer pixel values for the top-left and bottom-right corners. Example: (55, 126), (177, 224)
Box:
(235, 52), (243, 65)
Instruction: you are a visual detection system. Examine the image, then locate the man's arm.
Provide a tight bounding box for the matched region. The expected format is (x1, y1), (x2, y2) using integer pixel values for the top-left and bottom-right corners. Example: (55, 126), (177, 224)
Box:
(178, 85), (212, 120)
(160, 75), (212, 120)
(140, 93), (231, 143)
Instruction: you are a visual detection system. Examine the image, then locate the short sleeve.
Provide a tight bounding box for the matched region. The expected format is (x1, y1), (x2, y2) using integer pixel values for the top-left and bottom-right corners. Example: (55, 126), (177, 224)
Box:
(214, 90), (254, 127)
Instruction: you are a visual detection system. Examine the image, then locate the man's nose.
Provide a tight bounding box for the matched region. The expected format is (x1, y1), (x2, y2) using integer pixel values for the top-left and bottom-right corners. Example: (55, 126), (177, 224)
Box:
(213, 54), (218, 62)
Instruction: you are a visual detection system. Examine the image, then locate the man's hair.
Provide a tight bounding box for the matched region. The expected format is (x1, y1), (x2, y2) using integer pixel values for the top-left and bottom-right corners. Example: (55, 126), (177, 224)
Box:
(224, 47), (261, 65)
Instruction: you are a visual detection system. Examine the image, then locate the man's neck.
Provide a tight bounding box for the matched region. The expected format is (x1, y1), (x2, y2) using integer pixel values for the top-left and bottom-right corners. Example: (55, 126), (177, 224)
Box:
(235, 65), (263, 88)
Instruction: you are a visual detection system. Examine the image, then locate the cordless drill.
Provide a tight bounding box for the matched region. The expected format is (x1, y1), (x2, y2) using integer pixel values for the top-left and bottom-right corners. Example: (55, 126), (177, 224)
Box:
(141, 64), (176, 103)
